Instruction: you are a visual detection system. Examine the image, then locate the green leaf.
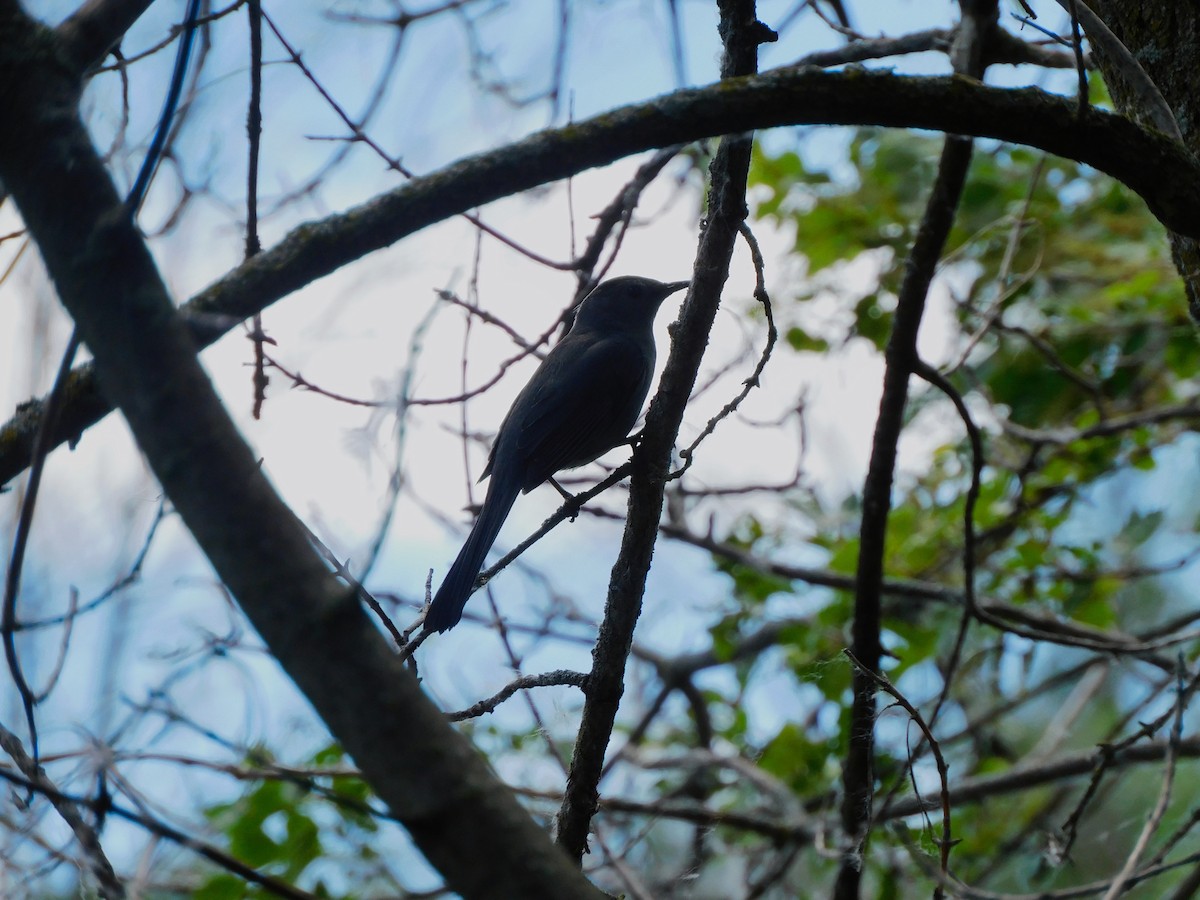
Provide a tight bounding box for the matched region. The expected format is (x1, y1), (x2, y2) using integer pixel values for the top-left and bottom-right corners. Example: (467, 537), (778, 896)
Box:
(785, 325), (830, 353)
(194, 874), (246, 900)
(1121, 509), (1164, 548)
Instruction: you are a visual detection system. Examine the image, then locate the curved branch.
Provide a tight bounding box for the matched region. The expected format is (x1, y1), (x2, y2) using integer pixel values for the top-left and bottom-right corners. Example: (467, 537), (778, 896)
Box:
(3, 64), (1199, 488)
(56, 0), (158, 73)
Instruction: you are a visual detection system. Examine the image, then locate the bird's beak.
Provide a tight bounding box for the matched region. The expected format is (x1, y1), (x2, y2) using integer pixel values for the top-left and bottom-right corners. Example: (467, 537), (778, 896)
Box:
(663, 280), (690, 296)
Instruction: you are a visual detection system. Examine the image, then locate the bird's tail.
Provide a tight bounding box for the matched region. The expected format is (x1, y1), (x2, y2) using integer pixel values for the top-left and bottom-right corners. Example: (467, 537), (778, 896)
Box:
(424, 470), (521, 633)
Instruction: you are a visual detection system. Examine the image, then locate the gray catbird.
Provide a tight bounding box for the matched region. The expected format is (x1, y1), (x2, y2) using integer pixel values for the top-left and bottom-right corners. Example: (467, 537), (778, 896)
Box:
(424, 275), (690, 632)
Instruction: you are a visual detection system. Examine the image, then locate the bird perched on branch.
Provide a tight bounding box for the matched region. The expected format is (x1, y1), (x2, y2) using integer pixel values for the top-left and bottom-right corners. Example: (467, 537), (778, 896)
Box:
(423, 275), (690, 633)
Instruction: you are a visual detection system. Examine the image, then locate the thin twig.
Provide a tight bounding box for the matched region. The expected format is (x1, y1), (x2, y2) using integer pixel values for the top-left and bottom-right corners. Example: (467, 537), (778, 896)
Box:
(447, 670), (588, 721)
(1102, 658), (1190, 899)
(845, 650), (955, 888)
(3, 331), (79, 765)
(246, 0), (268, 419)
(0, 723), (124, 898)
(673, 222), (775, 478)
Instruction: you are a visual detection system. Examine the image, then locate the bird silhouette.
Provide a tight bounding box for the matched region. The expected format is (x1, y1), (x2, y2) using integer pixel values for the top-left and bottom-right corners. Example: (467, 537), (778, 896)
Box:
(424, 276), (689, 632)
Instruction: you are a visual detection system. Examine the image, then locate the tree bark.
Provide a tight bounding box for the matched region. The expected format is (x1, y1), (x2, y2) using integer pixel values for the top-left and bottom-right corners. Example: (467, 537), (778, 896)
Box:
(1086, 0), (1200, 317)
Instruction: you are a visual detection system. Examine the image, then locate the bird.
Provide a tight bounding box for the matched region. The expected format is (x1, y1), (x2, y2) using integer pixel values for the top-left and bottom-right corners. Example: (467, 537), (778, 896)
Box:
(423, 275), (690, 633)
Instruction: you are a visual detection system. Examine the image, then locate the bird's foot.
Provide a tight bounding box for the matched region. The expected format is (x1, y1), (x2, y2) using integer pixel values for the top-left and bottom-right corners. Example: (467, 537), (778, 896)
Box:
(549, 478), (583, 521)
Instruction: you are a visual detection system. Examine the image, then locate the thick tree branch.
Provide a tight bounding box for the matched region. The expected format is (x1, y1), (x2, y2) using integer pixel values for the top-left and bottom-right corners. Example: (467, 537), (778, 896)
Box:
(0, 11), (601, 899)
(1081, 1), (1200, 318)
(55, 0), (158, 73)
(1050, 0), (1180, 140)
(4, 65), (1200, 487)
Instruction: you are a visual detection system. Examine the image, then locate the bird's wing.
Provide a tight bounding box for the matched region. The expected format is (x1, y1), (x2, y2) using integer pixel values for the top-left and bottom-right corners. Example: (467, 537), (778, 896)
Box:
(504, 330), (652, 492)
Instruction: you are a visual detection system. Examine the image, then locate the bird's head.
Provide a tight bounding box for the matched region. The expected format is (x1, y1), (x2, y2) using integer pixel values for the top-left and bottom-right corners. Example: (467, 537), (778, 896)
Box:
(571, 276), (690, 335)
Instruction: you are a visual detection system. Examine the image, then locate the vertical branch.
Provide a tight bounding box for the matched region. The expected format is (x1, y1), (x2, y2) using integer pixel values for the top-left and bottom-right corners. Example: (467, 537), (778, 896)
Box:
(834, 134), (975, 900)
(552, 0), (776, 864)
(246, 0), (263, 261)
(246, 0), (270, 419)
(2, 330), (80, 765)
(1066, 0), (1089, 114)
(834, 3), (995, 896)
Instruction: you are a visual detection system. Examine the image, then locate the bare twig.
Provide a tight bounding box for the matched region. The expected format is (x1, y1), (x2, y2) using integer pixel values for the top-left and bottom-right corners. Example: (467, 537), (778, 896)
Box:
(447, 669), (588, 721)
(3, 330), (79, 765)
(1101, 659), (1189, 899)
(845, 650), (955, 890)
(246, 0), (267, 419)
(673, 222), (776, 478)
(0, 723), (124, 898)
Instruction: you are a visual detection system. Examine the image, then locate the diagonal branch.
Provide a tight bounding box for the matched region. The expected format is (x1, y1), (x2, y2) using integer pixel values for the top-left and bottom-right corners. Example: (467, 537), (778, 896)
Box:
(1050, 0), (1181, 140)
(55, 0), (159, 73)
(0, 10), (602, 898)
